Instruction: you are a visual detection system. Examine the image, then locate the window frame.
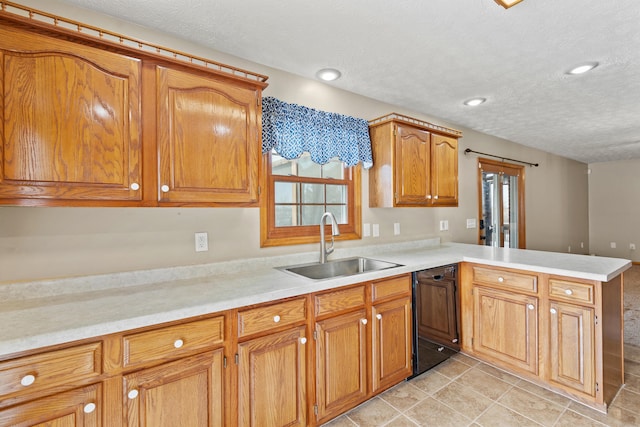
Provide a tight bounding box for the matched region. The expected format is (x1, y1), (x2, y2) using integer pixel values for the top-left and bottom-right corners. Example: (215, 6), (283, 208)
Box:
(260, 152), (362, 247)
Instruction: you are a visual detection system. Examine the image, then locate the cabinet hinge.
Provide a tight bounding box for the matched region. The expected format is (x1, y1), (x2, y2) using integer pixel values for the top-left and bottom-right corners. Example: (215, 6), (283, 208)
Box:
(596, 382), (599, 392)
(314, 405), (318, 415)
(235, 353), (239, 365)
(313, 330), (318, 340)
(595, 315), (598, 325)
(223, 356), (227, 368)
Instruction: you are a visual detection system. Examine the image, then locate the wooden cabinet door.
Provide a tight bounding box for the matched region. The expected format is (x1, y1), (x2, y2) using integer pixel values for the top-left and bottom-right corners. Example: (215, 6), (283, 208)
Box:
(549, 302), (595, 396)
(394, 124), (431, 205)
(473, 286), (538, 374)
(156, 66), (260, 204)
(416, 277), (458, 347)
(0, 383), (101, 427)
(315, 309), (368, 423)
(123, 350), (224, 427)
(430, 134), (458, 206)
(0, 26), (142, 203)
(371, 297), (412, 393)
(237, 326), (307, 427)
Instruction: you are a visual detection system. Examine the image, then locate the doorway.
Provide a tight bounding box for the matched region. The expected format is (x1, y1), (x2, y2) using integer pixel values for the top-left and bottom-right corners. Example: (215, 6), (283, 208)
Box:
(477, 158), (526, 248)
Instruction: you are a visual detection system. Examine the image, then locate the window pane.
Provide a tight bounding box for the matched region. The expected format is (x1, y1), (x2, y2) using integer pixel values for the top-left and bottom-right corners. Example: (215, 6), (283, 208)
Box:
(301, 205), (325, 225)
(302, 183), (324, 204)
(272, 153), (295, 176)
(326, 184), (346, 204)
(275, 205), (298, 226)
(274, 181), (298, 203)
(323, 159), (344, 179)
(297, 154), (322, 178)
(326, 205), (347, 224)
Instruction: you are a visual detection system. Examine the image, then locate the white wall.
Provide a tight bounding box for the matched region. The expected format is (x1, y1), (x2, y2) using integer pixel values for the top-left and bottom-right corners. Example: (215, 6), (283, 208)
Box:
(0, 0), (591, 282)
(588, 159), (640, 262)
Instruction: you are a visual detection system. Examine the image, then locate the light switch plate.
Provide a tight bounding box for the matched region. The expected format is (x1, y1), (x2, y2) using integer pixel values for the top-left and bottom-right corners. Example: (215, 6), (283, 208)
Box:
(372, 224), (380, 237)
(363, 223), (371, 237)
(393, 223), (400, 235)
(439, 220), (449, 231)
(466, 218), (477, 229)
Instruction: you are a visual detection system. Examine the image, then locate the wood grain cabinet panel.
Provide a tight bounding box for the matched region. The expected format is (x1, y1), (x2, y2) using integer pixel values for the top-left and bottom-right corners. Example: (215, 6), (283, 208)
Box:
(237, 298), (306, 338)
(156, 66), (260, 205)
(394, 124), (431, 205)
(0, 26), (142, 203)
(430, 134), (458, 206)
(236, 326), (307, 427)
(0, 383), (101, 427)
(123, 350), (224, 427)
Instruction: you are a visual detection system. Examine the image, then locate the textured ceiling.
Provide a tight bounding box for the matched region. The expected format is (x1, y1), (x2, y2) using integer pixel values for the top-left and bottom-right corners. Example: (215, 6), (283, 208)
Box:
(57, 0), (640, 164)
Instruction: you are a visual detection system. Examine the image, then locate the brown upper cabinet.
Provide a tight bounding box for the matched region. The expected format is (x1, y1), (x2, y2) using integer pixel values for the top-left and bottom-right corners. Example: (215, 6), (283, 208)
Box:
(0, 5), (267, 207)
(368, 113), (461, 207)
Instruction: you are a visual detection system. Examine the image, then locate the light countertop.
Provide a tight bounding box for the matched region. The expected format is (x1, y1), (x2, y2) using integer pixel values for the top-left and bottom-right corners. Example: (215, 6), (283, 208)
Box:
(0, 240), (631, 358)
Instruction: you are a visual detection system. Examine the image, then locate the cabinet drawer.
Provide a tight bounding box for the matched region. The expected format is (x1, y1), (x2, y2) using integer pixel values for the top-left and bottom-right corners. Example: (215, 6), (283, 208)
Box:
(315, 285), (366, 317)
(238, 298), (306, 338)
(0, 342), (102, 400)
(123, 316), (224, 369)
(473, 266), (538, 293)
(548, 279), (594, 305)
(371, 275), (411, 302)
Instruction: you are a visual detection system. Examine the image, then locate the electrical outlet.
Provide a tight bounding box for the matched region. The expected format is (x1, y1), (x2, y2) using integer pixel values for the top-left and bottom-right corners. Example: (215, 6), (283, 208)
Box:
(439, 220), (449, 231)
(631, 243), (637, 251)
(195, 232), (208, 252)
(610, 242), (617, 249)
(393, 222), (401, 236)
(568, 246), (571, 253)
(580, 242), (584, 249)
(363, 223), (371, 237)
(372, 224), (380, 237)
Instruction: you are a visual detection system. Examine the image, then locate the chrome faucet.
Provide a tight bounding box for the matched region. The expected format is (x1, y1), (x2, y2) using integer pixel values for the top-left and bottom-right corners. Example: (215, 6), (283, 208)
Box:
(319, 212), (340, 263)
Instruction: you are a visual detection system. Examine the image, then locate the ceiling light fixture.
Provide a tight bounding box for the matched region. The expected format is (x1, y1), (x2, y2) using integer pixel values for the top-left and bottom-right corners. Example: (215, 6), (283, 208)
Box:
(567, 62), (599, 75)
(464, 98), (487, 107)
(316, 68), (342, 81)
(494, 0), (524, 9)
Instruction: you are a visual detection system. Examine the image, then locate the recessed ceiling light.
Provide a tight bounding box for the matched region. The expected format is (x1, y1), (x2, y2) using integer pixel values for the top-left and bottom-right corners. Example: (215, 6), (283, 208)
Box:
(464, 98), (487, 107)
(567, 62), (599, 75)
(316, 68), (342, 81)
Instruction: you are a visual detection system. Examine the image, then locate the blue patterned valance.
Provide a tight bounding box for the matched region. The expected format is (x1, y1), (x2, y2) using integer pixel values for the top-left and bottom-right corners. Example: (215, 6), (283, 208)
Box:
(262, 97), (373, 169)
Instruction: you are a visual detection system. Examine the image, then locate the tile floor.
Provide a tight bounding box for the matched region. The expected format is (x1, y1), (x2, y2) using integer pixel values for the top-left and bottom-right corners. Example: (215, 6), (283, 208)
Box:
(323, 344), (640, 427)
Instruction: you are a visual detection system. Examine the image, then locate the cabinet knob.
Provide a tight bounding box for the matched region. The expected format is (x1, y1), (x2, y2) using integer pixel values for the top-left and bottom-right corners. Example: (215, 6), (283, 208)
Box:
(20, 374), (36, 387)
(173, 339), (184, 348)
(361, 318), (368, 325)
(273, 315), (281, 323)
(527, 304), (535, 310)
(83, 402), (96, 414)
(434, 195), (439, 200)
(376, 314), (382, 320)
(564, 289), (573, 295)
(128, 389), (139, 400)
(130, 182), (140, 191)
(300, 337), (307, 345)
(161, 184), (170, 193)
(452, 338), (459, 343)
(426, 195), (432, 199)
(550, 308), (557, 314)
(497, 277), (505, 283)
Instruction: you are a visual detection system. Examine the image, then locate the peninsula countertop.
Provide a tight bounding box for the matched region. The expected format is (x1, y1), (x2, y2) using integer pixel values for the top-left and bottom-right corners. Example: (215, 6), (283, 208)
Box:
(0, 240), (631, 357)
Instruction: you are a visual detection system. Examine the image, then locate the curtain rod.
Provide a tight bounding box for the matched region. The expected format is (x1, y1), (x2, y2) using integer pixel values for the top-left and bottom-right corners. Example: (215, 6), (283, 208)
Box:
(464, 148), (539, 167)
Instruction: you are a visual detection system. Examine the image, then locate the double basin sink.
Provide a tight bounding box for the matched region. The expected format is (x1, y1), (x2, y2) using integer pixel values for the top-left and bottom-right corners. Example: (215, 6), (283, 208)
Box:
(278, 256), (403, 280)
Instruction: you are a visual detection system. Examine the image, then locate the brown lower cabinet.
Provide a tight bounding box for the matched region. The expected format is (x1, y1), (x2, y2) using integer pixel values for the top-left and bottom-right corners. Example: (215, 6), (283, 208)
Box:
(0, 274), (412, 427)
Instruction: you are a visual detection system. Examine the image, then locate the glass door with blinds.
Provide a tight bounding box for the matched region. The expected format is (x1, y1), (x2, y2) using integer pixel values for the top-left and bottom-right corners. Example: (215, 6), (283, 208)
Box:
(478, 158), (526, 248)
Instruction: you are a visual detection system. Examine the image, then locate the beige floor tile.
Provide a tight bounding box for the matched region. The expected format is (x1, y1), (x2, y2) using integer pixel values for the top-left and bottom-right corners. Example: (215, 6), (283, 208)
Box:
(569, 400), (640, 427)
(451, 352), (480, 367)
(409, 370), (452, 395)
(498, 387), (564, 427)
(321, 414), (357, 426)
(475, 403), (543, 427)
(431, 358), (472, 379)
(345, 396), (400, 426)
(474, 362), (522, 385)
(624, 344), (640, 363)
(455, 367), (513, 400)
(610, 388), (640, 414)
(432, 381), (494, 420)
(512, 379), (571, 407)
(404, 397), (472, 427)
(623, 373), (640, 393)
(380, 382), (428, 412)
(385, 414), (420, 427)
(625, 359), (640, 376)
(554, 409), (608, 426)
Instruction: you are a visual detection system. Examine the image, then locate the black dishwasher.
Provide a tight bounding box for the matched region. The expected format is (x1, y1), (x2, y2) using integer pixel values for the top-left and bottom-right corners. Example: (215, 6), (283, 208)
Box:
(411, 264), (459, 378)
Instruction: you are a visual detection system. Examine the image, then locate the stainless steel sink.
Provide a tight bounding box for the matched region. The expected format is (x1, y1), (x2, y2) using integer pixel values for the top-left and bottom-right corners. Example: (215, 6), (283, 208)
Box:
(277, 257), (403, 280)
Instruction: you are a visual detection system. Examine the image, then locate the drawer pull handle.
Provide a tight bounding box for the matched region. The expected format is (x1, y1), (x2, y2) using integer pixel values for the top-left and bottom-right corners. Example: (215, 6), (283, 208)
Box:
(128, 389), (139, 399)
(361, 318), (368, 325)
(174, 339), (184, 348)
(161, 184), (170, 193)
(20, 374), (36, 387)
(550, 308), (557, 314)
(130, 182), (140, 191)
(452, 338), (459, 343)
(300, 337), (307, 344)
(497, 277), (505, 283)
(83, 403), (96, 414)
(273, 315), (281, 323)
(564, 289), (573, 295)
(376, 314), (383, 320)
(527, 304), (535, 310)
